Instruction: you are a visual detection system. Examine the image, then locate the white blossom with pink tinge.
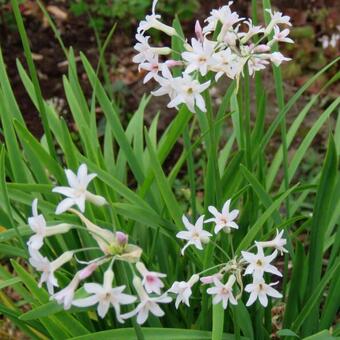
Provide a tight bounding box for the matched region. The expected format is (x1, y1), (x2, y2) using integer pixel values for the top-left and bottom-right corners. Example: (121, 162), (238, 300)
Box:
(136, 262), (166, 295)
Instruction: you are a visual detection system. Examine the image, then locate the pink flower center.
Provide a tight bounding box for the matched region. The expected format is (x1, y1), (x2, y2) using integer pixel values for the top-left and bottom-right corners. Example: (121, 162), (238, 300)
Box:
(146, 275), (156, 283)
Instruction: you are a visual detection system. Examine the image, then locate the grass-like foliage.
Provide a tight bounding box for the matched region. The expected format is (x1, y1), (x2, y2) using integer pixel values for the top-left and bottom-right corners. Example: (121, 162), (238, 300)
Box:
(0, 0), (339, 339)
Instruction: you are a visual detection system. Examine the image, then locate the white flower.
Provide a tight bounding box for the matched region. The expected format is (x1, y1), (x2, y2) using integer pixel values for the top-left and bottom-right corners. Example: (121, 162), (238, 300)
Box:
(152, 65), (178, 100)
(330, 33), (340, 48)
(121, 277), (172, 325)
(27, 199), (72, 250)
(182, 38), (216, 76)
(256, 229), (288, 255)
(247, 54), (269, 75)
(272, 26), (294, 44)
(319, 35), (330, 49)
(137, 0), (177, 36)
(29, 249), (73, 294)
(205, 199), (239, 234)
(73, 269), (136, 322)
(242, 245), (282, 279)
(265, 9), (291, 34)
(52, 164), (107, 214)
(133, 34), (155, 64)
(239, 19), (265, 43)
(176, 215), (212, 255)
(211, 49), (243, 80)
(245, 278), (282, 307)
(270, 52), (291, 66)
(136, 262), (166, 295)
(139, 55), (163, 83)
(207, 275), (238, 309)
(169, 274), (199, 309)
(133, 34), (171, 64)
(53, 275), (80, 310)
(167, 75), (210, 113)
(204, 3), (243, 36)
(53, 262), (99, 310)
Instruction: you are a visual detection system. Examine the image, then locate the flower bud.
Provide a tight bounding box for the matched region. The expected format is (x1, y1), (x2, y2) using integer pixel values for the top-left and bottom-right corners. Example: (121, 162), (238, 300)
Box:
(116, 231), (128, 247)
(195, 20), (204, 42)
(78, 262), (98, 280)
(200, 273), (223, 285)
(188, 274), (200, 286)
(85, 192), (108, 206)
(165, 60), (183, 68)
(253, 44), (271, 53)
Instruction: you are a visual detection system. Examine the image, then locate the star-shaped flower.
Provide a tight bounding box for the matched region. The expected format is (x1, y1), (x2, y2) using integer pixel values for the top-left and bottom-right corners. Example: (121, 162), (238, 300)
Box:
(136, 262), (166, 295)
(121, 277), (172, 325)
(207, 275), (238, 309)
(205, 199), (239, 234)
(27, 199), (72, 250)
(73, 269), (136, 322)
(256, 229), (288, 255)
(169, 274), (199, 309)
(242, 245), (282, 279)
(29, 249), (73, 294)
(53, 164), (107, 214)
(245, 278), (282, 307)
(176, 215), (212, 255)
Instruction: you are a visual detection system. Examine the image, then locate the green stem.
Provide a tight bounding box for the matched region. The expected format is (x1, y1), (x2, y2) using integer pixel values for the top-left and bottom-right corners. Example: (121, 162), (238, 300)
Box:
(183, 126), (197, 219)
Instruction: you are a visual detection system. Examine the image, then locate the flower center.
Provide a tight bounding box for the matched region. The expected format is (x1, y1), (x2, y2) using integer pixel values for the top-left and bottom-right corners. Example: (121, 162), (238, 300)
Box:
(187, 87), (194, 94)
(221, 287), (229, 295)
(146, 275), (156, 283)
(221, 216), (228, 225)
(192, 231), (200, 240)
(256, 259), (263, 267)
(198, 56), (207, 63)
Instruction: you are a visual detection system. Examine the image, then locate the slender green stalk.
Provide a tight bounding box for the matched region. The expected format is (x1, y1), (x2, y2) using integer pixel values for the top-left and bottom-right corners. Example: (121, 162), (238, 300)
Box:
(183, 126), (197, 219)
(11, 0), (56, 160)
(262, 0), (290, 217)
(243, 66), (252, 170)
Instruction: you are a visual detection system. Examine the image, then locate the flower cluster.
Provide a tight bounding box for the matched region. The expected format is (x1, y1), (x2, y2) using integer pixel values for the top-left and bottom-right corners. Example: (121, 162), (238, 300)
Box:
(173, 200), (287, 309)
(26, 164), (288, 324)
(133, 0), (293, 113)
(27, 164), (144, 321)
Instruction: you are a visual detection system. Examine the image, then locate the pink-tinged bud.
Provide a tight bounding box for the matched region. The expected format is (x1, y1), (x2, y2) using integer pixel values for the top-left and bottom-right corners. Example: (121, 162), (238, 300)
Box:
(116, 231), (128, 246)
(165, 60), (183, 68)
(254, 44), (271, 53)
(200, 273), (223, 285)
(78, 262), (98, 280)
(195, 20), (204, 42)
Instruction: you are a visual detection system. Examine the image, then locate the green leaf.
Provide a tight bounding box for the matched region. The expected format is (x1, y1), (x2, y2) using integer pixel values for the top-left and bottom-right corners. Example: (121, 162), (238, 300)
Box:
(69, 328), (246, 340)
(0, 277), (22, 290)
(304, 136), (338, 332)
(80, 53), (145, 184)
(12, 260), (90, 337)
(277, 329), (299, 337)
(144, 132), (183, 228)
(292, 260), (340, 332)
(302, 330), (335, 340)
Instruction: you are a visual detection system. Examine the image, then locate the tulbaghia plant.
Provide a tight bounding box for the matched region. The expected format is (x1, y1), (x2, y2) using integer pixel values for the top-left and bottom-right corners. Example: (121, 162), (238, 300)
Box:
(1, 0), (339, 339)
